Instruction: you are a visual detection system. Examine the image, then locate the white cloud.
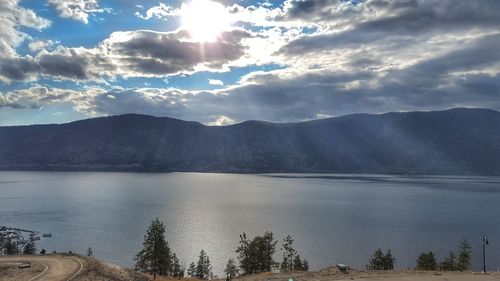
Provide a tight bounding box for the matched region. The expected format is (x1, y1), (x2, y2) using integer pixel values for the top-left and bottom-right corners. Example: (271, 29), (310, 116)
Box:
(208, 79), (224, 86)
(0, 0), (51, 58)
(28, 40), (55, 52)
(48, 0), (106, 24)
(208, 115), (235, 126)
(135, 3), (178, 20)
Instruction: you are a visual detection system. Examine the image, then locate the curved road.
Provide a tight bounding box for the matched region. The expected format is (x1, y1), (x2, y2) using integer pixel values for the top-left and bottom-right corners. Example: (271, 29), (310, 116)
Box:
(0, 255), (85, 281)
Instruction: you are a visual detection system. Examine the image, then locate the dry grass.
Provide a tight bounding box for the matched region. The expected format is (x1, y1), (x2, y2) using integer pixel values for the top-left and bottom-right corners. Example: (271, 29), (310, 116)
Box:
(0, 261), (45, 281)
(73, 260), (500, 281)
(74, 257), (148, 281)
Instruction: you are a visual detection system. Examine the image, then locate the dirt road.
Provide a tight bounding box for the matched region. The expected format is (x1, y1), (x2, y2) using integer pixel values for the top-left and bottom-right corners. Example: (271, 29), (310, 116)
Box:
(0, 255), (85, 281)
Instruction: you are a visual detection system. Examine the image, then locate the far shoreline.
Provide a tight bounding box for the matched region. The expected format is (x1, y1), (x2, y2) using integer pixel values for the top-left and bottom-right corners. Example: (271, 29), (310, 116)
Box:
(1, 169), (500, 177)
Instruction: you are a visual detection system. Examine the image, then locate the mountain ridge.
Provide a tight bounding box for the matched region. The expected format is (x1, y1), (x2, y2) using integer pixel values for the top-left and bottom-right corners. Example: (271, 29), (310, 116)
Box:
(1, 107), (499, 175)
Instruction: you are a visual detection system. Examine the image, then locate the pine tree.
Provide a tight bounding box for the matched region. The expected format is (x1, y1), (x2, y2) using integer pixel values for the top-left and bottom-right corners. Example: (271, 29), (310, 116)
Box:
(195, 249), (213, 280)
(236, 233), (251, 274)
(456, 239), (471, 271)
(301, 258), (309, 271)
(236, 231), (277, 275)
(171, 253), (183, 277)
(292, 255), (302, 271)
(416, 251), (437, 270)
(368, 249), (394, 270)
(440, 251), (457, 271)
(5, 239), (16, 255)
(134, 218), (173, 279)
(224, 258), (239, 279)
(187, 262), (196, 277)
(261, 232), (277, 272)
(384, 250), (395, 270)
(87, 247), (93, 257)
(281, 235), (296, 272)
(23, 241), (36, 254)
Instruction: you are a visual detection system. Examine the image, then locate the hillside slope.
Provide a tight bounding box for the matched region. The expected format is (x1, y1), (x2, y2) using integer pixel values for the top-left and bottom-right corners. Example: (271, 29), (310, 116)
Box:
(1, 108), (499, 175)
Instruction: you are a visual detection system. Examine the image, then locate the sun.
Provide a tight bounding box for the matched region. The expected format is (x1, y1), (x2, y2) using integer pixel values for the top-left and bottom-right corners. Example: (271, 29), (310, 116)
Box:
(180, 0), (231, 42)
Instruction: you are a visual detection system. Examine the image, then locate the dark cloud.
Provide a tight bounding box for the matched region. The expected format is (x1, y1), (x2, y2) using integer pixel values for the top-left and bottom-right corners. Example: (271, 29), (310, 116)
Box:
(0, 48), (113, 81)
(37, 51), (91, 79)
(0, 29), (250, 82)
(0, 101), (26, 109)
(107, 29), (250, 75)
(7, 32), (499, 122)
(0, 57), (39, 81)
(0, 102), (42, 110)
(280, 0), (500, 55)
(84, 88), (191, 118)
(2, 0), (500, 124)
(282, 0), (340, 20)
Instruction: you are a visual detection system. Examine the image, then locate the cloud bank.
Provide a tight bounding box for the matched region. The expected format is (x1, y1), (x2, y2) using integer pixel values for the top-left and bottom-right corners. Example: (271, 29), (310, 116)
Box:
(1, 0), (500, 125)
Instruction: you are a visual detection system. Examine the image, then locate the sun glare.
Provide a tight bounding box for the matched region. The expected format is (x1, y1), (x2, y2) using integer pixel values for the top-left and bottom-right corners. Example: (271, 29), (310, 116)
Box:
(180, 0), (231, 42)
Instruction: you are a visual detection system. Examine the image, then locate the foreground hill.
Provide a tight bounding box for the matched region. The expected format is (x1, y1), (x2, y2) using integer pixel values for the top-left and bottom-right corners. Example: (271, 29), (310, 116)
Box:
(2, 255), (497, 281)
(1, 108), (500, 175)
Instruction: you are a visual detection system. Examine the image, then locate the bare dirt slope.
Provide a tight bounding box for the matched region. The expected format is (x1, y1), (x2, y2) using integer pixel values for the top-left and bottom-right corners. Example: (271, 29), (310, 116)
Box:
(0, 255), (145, 281)
(230, 267), (500, 281)
(0, 254), (83, 281)
(2, 256), (499, 281)
(73, 257), (147, 281)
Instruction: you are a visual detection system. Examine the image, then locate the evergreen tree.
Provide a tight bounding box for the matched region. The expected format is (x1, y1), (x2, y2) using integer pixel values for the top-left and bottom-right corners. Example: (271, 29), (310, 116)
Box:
(134, 218), (173, 279)
(301, 258), (309, 271)
(368, 249), (395, 270)
(383, 250), (395, 270)
(87, 246), (93, 257)
(5, 239), (16, 255)
(23, 241), (36, 255)
(224, 258), (239, 279)
(261, 232), (277, 272)
(187, 262), (196, 277)
(440, 252), (457, 271)
(171, 253), (183, 277)
(235, 233), (250, 274)
(292, 255), (302, 270)
(456, 239), (471, 271)
(416, 252), (437, 270)
(195, 249), (213, 280)
(291, 255), (309, 271)
(236, 231), (277, 275)
(281, 235), (296, 272)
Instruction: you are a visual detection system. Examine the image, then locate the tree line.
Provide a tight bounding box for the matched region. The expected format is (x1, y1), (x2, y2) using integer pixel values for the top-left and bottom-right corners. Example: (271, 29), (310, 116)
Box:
(135, 218), (477, 279)
(134, 218), (310, 279)
(367, 239), (472, 271)
(0, 236), (36, 255)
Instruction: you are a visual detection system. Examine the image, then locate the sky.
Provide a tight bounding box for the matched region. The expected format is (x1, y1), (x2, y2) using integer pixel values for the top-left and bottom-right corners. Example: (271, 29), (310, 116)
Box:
(0, 0), (499, 126)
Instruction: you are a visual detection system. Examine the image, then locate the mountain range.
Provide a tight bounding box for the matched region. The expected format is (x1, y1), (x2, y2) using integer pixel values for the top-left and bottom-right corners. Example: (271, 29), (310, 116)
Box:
(1, 108), (499, 175)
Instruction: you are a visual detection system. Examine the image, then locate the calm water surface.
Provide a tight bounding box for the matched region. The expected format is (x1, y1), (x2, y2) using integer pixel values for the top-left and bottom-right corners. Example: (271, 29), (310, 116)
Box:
(1, 172), (500, 274)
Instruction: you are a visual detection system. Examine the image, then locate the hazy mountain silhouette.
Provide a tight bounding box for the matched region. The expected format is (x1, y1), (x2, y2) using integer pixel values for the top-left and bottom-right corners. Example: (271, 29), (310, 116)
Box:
(1, 108), (499, 175)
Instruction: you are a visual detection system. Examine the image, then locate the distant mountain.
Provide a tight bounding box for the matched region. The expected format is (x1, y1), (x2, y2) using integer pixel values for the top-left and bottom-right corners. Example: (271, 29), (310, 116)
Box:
(1, 108), (500, 175)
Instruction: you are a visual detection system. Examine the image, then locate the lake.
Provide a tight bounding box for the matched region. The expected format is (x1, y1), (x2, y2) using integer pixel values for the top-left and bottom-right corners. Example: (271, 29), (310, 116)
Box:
(1, 172), (499, 274)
